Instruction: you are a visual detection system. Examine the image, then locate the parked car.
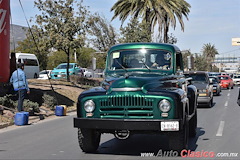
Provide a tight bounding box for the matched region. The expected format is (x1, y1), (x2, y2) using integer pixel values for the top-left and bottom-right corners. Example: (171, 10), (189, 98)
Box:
(185, 71), (213, 107)
(209, 76), (221, 96)
(232, 74), (240, 85)
(82, 68), (92, 78)
(218, 75), (234, 89)
(51, 63), (81, 79)
(208, 72), (221, 77)
(38, 70), (52, 80)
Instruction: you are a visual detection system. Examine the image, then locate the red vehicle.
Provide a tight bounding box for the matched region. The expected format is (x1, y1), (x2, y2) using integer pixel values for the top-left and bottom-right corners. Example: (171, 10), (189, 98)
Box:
(218, 75), (234, 89)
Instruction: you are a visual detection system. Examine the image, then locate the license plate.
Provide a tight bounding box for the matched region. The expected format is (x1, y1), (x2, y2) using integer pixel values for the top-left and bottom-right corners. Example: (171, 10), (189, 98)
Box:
(161, 121), (179, 131)
(199, 93), (207, 96)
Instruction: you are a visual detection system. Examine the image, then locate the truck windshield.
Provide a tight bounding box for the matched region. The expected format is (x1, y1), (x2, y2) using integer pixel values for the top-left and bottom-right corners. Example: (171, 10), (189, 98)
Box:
(109, 49), (172, 70)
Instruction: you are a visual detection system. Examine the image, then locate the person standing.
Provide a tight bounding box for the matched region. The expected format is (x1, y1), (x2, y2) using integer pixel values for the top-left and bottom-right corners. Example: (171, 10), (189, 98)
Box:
(10, 63), (30, 112)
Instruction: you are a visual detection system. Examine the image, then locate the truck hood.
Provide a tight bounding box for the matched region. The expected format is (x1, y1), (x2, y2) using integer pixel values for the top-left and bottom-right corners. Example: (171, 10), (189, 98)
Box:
(108, 76), (179, 94)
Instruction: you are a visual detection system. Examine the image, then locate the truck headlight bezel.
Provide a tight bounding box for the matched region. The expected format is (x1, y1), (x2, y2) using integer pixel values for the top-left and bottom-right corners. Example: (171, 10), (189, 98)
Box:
(84, 100), (95, 113)
(159, 99), (171, 113)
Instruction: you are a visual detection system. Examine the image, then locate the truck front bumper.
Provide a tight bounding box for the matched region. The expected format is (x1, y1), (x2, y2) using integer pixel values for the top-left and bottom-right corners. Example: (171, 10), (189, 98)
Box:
(74, 118), (183, 131)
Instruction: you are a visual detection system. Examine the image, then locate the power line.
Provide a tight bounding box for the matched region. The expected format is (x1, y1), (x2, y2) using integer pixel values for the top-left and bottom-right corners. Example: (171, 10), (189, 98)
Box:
(219, 48), (240, 55)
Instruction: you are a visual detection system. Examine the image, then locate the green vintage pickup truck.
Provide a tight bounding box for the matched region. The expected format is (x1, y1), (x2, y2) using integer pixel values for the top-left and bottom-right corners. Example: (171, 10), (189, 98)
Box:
(74, 43), (197, 153)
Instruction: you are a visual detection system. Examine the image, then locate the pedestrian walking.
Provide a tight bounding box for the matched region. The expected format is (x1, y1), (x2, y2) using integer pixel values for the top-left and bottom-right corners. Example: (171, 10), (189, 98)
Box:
(10, 63), (30, 112)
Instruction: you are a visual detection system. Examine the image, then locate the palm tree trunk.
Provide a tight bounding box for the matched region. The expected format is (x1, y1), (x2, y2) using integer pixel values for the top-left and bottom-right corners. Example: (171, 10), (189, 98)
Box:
(163, 15), (169, 43)
(145, 8), (152, 34)
(163, 22), (169, 43)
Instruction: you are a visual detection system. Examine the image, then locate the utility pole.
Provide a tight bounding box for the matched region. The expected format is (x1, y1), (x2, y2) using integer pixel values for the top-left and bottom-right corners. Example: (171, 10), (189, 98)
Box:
(187, 55), (194, 71)
(74, 49), (77, 63)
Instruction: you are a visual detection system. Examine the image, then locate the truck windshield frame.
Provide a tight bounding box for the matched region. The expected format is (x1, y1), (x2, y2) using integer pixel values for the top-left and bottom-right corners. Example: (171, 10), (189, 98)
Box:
(108, 49), (172, 71)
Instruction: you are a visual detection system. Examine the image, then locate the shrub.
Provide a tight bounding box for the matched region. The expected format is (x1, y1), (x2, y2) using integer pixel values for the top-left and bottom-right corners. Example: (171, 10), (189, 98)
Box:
(70, 75), (101, 87)
(23, 99), (40, 113)
(0, 95), (16, 109)
(0, 94), (40, 113)
(42, 93), (57, 110)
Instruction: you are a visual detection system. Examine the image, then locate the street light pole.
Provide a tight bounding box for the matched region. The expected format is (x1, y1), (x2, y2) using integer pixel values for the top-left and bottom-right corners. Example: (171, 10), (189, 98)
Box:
(74, 49), (77, 63)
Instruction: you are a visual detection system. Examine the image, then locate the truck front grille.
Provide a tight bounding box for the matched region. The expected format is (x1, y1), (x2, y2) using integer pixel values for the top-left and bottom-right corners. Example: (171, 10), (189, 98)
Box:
(99, 95), (154, 119)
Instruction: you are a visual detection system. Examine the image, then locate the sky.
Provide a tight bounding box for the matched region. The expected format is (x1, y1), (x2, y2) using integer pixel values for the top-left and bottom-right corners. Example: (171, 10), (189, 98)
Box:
(10, 0), (240, 56)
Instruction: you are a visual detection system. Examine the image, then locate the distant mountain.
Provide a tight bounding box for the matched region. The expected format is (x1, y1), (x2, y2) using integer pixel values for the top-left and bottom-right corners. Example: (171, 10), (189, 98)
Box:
(10, 24), (28, 50)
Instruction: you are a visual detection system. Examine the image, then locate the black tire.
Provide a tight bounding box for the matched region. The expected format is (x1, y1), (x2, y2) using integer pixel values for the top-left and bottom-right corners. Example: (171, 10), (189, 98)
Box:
(189, 109), (197, 137)
(169, 115), (189, 153)
(231, 85), (234, 89)
(78, 128), (101, 153)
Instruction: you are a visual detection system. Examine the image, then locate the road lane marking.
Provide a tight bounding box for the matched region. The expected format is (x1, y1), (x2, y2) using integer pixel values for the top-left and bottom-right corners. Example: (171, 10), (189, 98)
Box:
(216, 121), (225, 137)
(224, 101), (228, 107)
(227, 93), (230, 97)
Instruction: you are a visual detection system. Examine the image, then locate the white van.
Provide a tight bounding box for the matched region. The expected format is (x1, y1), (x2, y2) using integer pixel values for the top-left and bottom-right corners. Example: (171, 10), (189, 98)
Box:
(15, 53), (40, 79)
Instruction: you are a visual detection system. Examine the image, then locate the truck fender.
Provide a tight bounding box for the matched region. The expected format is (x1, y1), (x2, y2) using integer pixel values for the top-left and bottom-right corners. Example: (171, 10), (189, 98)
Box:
(187, 85), (197, 118)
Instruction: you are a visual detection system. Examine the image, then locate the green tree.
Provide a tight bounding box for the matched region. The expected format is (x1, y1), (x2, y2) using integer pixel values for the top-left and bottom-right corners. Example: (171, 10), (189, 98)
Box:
(47, 50), (67, 69)
(76, 47), (96, 68)
(33, 0), (89, 81)
(92, 52), (107, 69)
(88, 13), (118, 52)
(194, 53), (207, 71)
(111, 0), (190, 43)
(16, 33), (48, 70)
(119, 18), (151, 43)
(202, 43), (218, 71)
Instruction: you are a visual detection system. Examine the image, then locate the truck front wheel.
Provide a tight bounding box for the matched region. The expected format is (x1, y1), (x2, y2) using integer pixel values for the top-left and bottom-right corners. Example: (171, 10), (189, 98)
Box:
(168, 116), (189, 153)
(78, 128), (101, 153)
(189, 109), (197, 137)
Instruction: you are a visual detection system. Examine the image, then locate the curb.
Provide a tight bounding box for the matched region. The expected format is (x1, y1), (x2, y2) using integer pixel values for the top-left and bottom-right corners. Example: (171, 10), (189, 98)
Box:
(0, 122), (13, 129)
(0, 109), (76, 129)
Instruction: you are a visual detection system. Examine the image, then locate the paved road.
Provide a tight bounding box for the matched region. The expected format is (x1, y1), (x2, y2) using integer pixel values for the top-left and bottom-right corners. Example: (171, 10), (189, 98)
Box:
(0, 87), (240, 159)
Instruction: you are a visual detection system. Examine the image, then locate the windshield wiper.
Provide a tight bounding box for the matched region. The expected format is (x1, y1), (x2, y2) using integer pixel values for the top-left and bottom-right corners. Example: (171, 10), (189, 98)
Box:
(115, 60), (129, 78)
(140, 60), (151, 72)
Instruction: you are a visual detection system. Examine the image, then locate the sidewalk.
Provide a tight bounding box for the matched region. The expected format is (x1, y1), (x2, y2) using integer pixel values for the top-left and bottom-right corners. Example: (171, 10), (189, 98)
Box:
(0, 107), (76, 129)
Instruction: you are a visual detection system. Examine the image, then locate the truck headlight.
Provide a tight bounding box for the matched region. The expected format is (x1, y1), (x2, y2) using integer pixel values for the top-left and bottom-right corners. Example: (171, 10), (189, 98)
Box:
(84, 100), (95, 113)
(159, 99), (171, 112)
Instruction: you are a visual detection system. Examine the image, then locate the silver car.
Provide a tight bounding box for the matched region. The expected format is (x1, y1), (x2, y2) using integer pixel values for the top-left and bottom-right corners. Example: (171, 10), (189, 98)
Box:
(185, 71), (214, 107)
(209, 76), (221, 96)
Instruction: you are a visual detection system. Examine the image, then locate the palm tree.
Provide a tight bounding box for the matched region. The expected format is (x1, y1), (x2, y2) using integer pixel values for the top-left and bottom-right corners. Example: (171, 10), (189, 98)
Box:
(202, 43), (219, 71)
(111, 0), (191, 43)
